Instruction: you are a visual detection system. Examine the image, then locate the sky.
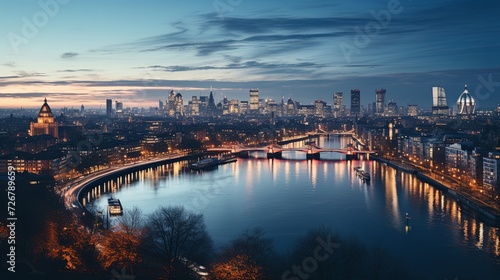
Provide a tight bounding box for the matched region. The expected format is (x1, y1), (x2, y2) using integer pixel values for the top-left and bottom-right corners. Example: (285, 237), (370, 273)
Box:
(0, 0), (499, 110)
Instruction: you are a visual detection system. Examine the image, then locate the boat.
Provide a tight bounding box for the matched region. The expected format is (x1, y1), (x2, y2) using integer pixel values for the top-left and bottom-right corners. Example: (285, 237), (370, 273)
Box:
(190, 158), (219, 170)
(354, 167), (370, 182)
(219, 154), (237, 165)
(108, 197), (123, 215)
(362, 172), (371, 182)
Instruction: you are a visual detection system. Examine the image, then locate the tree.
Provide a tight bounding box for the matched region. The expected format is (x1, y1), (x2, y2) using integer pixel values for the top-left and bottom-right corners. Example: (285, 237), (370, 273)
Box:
(97, 228), (141, 275)
(210, 254), (263, 280)
(143, 206), (213, 278)
(117, 206), (144, 235)
(37, 218), (100, 272)
(287, 227), (342, 280)
(216, 227), (278, 278)
(97, 206), (144, 275)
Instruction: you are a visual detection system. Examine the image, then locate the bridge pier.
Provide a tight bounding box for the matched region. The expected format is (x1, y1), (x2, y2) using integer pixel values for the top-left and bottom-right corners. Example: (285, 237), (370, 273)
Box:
(237, 151), (249, 158)
(306, 152), (320, 160)
(267, 151), (282, 159)
(345, 153), (358, 160)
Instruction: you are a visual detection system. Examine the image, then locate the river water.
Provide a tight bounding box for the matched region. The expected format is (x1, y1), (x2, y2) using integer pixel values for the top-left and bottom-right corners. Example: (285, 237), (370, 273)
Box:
(85, 136), (500, 278)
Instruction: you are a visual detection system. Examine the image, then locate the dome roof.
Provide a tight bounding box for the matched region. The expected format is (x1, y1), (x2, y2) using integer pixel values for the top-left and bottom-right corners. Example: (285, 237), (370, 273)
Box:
(175, 92), (182, 98)
(38, 98), (54, 118)
(287, 98), (294, 104)
(456, 85), (475, 115)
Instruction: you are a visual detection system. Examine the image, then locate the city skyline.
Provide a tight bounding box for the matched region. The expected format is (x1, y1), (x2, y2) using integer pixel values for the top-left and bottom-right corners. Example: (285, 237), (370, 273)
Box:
(0, 0), (499, 109)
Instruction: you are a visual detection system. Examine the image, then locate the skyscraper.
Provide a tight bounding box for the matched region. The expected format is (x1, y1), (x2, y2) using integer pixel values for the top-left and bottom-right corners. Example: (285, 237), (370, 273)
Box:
(189, 96), (200, 116)
(106, 99), (112, 116)
(167, 90), (176, 117)
(174, 92), (184, 117)
(375, 89), (386, 114)
(115, 101), (123, 117)
(333, 91), (343, 118)
(158, 100), (164, 112)
(350, 89), (361, 116)
(207, 90), (216, 116)
(432, 86), (449, 116)
(249, 89), (259, 113)
(314, 100), (326, 117)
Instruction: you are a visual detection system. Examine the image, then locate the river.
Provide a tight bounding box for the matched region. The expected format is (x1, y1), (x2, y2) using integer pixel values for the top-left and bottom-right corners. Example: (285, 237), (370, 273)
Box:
(84, 136), (500, 279)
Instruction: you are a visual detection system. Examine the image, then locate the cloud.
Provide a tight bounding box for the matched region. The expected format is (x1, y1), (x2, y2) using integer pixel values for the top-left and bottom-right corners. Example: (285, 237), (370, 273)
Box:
(57, 69), (94, 73)
(17, 71), (46, 78)
(138, 60), (321, 72)
(61, 52), (79, 59)
(2, 61), (16, 67)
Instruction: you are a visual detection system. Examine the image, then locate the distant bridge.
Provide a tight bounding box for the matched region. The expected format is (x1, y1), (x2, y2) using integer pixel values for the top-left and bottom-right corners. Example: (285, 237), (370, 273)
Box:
(208, 143), (374, 160)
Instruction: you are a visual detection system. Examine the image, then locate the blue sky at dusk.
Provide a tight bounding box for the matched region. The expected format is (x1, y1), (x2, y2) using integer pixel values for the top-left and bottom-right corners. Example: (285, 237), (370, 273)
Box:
(0, 0), (499, 109)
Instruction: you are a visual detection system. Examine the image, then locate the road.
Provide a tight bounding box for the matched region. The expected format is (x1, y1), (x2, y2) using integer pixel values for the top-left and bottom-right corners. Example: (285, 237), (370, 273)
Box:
(60, 154), (189, 213)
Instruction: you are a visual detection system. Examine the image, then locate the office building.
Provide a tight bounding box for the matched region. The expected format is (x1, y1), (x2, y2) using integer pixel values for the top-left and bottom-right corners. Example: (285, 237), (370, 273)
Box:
(375, 89), (386, 114)
(350, 89), (361, 116)
(249, 89), (260, 113)
(106, 99), (112, 116)
(407, 105), (418, 117)
(333, 91), (343, 118)
(432, 86), (450, 116)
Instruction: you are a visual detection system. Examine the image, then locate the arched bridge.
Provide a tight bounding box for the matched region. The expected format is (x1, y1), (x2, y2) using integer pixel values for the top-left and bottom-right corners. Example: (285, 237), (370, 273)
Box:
(208, 143), (374, 160)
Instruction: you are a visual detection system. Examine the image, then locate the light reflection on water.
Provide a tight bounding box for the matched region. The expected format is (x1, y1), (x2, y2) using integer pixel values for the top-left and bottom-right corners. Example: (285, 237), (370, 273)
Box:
(84, 136), (500, 278)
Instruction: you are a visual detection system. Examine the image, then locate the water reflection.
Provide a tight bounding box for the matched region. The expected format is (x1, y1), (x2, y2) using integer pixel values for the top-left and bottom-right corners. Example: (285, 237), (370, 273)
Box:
(83, 137), (500, 275)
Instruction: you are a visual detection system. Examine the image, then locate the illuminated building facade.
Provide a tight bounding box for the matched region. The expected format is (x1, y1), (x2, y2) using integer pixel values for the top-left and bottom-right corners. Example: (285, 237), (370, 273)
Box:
(456, 85), (476, 116)
(29, 98), (58, 138)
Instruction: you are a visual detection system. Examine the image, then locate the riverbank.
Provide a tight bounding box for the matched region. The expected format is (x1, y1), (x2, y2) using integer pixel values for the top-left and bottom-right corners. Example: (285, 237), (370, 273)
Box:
(61, 153), (202, 225)
(372, 156), (500, 226)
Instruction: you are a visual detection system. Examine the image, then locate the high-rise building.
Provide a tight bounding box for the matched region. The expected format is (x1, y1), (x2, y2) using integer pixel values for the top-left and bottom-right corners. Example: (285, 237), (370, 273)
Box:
(167, 90), (176, 116)
(115, 101), (123, 117)
(29, 98), (58, 138)
(408, 105), (418, 116)
(206, 90), (216, 117)
(174, 92), (184, 117)
(228, 100), (240, 115)
(432, 86), (449, 116)
(333, 91), (343, 118)
(158, 100), (164, 112)
(386, 101), (397, 116)
(286, 98), (296, 116)
(188, 96), (199, 116)
(240, 101), (248, 114)
(249, 89), (259, 113)
(456, 85), (476, 116)
(106, 99), (112, 116)
(350, 89), (361, 116)
(375, 89), (386, 114)
(314, 100), (326, 117)
(483, 152), (500, 191)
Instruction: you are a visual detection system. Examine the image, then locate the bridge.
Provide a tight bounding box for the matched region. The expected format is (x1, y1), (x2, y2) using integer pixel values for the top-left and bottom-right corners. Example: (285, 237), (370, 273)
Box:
(208, 143), (374, 160)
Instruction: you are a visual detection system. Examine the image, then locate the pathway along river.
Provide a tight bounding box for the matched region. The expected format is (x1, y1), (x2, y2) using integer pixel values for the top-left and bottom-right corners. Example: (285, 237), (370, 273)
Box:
(85, 136), (500, 278)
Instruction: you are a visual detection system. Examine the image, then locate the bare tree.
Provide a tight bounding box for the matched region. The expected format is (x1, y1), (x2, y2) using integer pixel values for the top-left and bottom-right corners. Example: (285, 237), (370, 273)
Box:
(118, 206), (144, 235)
(143, 205), (213, 278)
